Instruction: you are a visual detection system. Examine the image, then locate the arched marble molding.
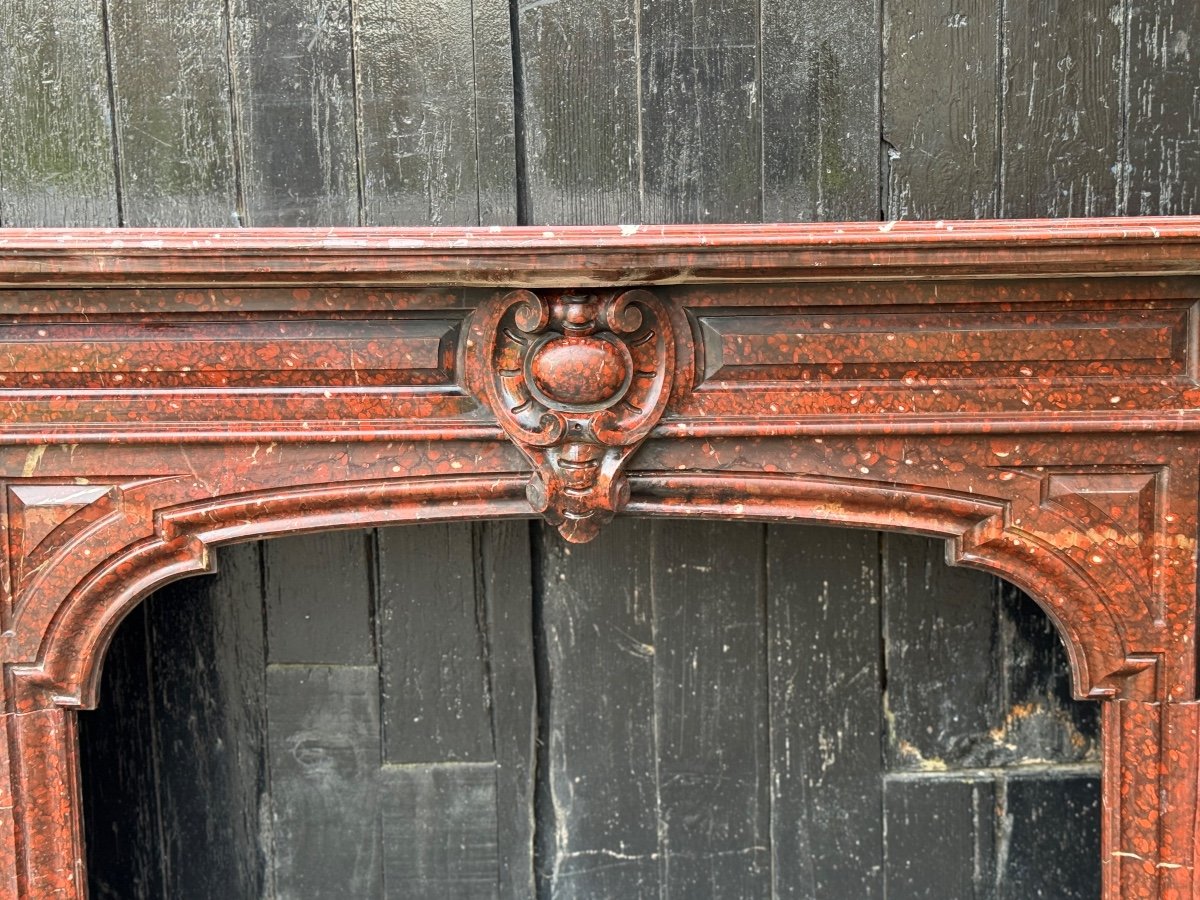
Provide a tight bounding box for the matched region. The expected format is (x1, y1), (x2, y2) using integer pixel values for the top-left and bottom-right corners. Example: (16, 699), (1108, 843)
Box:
(1, 459), (1184, 711)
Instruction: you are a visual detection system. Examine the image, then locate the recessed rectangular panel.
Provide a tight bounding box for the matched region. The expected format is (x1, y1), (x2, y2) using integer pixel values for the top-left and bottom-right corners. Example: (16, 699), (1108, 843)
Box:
(697, 305), (1191, 384)
(0, 316), (460, 388)
(0, 285), (470, 315)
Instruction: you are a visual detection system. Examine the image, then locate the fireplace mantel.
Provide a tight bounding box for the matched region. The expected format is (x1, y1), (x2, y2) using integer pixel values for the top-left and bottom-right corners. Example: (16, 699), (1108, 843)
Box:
(2, 218), (1199, 898)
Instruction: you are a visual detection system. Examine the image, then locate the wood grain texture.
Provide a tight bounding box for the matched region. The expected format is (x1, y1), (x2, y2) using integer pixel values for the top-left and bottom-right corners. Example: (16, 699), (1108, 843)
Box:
(883, 0), (998, 218)
(766, 525), (884, 898)
(883, 769), (1102, 897)
(881, 535), (1099, 892)
(0, 0), (118, 226)
(355, 0), (500, 226)
(639, 0), (761, 223)
(380, 763), (499, 900)
(77, 608), (165, 900)
(148, 543), (268, 900)
(535, 520), (772, 897)
(264, 530), (375, 666)
(534, 520), (661, 898)
(266, 664), (383, 898)
(1001, 0), (1123, 216)
(883, 776), (998, 897)
(763, 0), (881, 221)
(478, 522), (538, 900)
(466, 0), (519, 226)
(1125, 0), (1200, 216)
(883, 533), (1002, 770)
(651, 521), (771, 897)
(515, 0), (643, 225)
(999, 772), (1101, 898)
(377, 523), (493, 764)
(105, 0), (238, 226)
(229, 0), (359, 226)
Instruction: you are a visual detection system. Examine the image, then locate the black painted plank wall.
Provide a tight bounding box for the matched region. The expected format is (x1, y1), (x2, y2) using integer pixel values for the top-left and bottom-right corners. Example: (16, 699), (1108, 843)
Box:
(767, 526), (884, 898)
(230, 0), (359, 228)
(0, 0), (119, 225)
(1, 0), (1192, 896)
(106, 0), (238, 226)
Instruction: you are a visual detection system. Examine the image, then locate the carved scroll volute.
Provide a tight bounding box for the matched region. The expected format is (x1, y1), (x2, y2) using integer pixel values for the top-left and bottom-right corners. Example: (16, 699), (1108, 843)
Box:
(467, 288), (674, 542)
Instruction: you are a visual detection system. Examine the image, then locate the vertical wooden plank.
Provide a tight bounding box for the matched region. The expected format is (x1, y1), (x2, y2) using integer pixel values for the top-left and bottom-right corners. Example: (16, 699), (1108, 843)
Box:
(515, 0), (642, 225)
(78, 606), (165, 900)
(1001, 0), (1123, 216)
(479, 522), (537, 899)
(998, 772), (1101, 898)
(147, 542), (268, 898)
(883, 776), (997, 898)
(266, 664), (382, 898)
(766, 525), (883, 898)
(376, 523), (492, 764)
(229, 0), (359, 226)
(375, 521), (535, 897)
(469, 0), (519, 226)
(1126, 0), (1200, 216)
(105, 0), (238, 226)
(882, 0), (998, 219)
(380, 763), (499, 900)
(0, 0), (118, 226)
(652, 520), (770, 897)
(535, 519), (661, 898)
(882, 533), (1001, 770)
(264, 530), (374, 666)
(355, 0), (491, 226)
(639, 0), (761, 223)
(763, 0), (881, 221)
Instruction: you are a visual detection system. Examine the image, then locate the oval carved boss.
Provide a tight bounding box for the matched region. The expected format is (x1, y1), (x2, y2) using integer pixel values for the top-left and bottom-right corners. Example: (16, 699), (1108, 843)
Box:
(528, 335), (633, 408)
(467, 287), (676, 543)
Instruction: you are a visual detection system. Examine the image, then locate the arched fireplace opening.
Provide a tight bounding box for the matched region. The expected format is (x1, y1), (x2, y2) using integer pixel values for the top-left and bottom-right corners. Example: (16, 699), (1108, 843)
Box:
(79, 519), (1100, 898)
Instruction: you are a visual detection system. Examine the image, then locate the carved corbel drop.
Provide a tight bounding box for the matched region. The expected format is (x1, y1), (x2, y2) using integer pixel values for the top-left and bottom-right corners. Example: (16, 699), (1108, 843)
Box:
(467, 288), (674, 542)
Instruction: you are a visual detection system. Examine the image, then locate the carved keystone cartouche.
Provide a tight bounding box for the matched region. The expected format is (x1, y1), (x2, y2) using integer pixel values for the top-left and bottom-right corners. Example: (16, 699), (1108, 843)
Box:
(467, 288), (674, 542)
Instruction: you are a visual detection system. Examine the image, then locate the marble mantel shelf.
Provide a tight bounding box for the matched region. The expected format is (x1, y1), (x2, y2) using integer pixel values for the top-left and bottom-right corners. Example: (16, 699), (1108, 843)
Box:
(1, 217), (1198, 898)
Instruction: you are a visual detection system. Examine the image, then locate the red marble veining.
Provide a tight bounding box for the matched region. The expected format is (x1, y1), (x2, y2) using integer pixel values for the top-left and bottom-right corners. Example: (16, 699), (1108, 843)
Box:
(0, 218), (1198, 898)
(529, 336), (630, 406)
(1102, 700), (1200, 898)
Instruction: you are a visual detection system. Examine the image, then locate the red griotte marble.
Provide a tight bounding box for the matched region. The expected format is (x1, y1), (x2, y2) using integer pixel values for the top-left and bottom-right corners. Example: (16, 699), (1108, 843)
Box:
(0, 218), (1198, 897)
